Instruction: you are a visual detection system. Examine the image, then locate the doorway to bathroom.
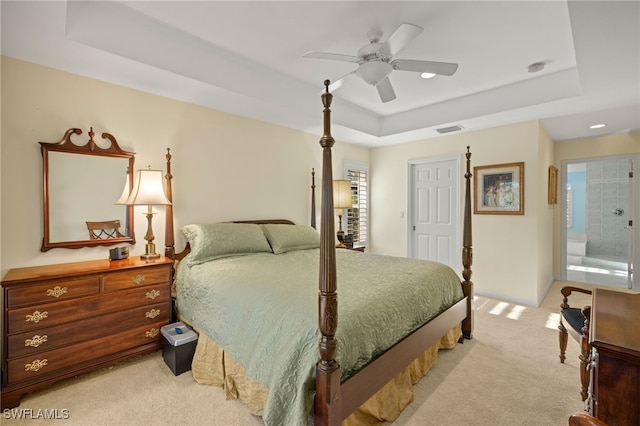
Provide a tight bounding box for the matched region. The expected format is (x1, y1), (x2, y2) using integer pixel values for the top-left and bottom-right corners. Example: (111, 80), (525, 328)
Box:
(562, 155), (637, 290)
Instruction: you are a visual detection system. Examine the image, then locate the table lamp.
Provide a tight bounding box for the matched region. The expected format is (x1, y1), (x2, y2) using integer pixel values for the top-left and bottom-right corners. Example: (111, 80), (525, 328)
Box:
(123, 168), (171, 259)
(333, 179), (352, 248)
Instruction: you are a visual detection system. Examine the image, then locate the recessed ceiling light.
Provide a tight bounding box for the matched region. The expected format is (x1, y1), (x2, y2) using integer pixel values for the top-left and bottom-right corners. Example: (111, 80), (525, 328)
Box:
(527, 61), (545, 73)
(420, 72), (436, 79)
(589, 123), (607, 129)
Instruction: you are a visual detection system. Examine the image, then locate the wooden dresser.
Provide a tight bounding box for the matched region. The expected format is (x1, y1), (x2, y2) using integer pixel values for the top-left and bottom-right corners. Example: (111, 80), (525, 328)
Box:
(1, 256), (173, 409)
(587, 288), (640, 426)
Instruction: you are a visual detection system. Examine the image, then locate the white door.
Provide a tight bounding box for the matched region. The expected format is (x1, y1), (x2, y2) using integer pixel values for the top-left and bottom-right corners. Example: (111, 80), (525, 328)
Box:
(408, 157), (461, 273)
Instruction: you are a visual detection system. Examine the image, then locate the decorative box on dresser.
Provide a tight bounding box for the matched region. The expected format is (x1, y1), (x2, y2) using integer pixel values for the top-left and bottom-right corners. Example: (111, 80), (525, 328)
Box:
(1, 256), (173, 409)
(587, 288), (640, 426)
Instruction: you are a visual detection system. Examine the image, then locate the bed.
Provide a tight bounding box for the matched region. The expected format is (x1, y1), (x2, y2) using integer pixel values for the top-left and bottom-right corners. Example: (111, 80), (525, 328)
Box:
(163, 80), (474, 426)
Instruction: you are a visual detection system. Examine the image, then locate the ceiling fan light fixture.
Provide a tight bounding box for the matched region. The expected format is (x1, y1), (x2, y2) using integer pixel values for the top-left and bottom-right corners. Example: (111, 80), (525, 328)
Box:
(420, 72), (436, 79)
(357, 61), (392, 86)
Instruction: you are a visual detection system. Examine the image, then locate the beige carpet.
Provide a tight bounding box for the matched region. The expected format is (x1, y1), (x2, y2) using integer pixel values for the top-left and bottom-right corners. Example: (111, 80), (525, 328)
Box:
(3, 280), (602, 426)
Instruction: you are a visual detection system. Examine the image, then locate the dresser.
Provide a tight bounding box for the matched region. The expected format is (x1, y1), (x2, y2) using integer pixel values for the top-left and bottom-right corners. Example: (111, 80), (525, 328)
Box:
(1, 256), (173, 409)
(587, 288), (640, 426)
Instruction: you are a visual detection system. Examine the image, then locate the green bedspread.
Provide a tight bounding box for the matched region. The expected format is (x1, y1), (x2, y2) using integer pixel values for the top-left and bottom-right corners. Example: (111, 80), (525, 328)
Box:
(176, 248), (463, 426)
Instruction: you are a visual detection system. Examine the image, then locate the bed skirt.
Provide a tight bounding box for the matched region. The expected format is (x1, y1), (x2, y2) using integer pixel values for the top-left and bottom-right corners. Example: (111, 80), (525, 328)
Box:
(187, 323), (461, 425)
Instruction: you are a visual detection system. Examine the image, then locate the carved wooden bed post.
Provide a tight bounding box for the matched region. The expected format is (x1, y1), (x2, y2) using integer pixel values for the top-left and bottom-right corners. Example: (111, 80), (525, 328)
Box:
(462, 146), (474, 339)
(311, 168), (317, 229)
(315, 80), (342, 426)
(164, 148), (175, 259)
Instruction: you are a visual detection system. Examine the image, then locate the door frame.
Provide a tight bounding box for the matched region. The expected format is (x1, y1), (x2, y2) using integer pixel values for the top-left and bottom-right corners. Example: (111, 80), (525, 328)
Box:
(560, 153), (639, 290)
(407, 155), (462, 273)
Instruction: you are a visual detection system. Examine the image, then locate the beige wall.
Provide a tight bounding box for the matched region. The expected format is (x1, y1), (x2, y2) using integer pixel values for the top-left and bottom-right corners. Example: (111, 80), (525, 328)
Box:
(3, 56), (638, 304)
(370, 120), (553, 305)
(0, 57), (368, 275)
(552, 132), (640, 279)
(537, 123), (556, 301)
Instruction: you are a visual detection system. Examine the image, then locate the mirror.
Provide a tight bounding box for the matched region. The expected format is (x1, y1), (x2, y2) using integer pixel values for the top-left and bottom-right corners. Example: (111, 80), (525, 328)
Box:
(41, 128), (136, 251)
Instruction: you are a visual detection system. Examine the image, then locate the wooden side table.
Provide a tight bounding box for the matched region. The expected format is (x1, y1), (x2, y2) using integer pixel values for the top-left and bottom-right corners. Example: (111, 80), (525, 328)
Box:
(344, 246), (365, 252)
(587, 288), (640, 426)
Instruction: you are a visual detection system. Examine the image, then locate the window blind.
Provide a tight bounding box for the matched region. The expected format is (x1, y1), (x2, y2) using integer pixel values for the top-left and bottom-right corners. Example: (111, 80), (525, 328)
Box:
(346, 168), (368, 246)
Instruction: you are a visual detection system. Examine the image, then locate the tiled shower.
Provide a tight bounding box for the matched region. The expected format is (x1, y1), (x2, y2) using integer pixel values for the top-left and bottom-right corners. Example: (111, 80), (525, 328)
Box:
(584, 158), (630, 261)
(566, 157), (631, 288)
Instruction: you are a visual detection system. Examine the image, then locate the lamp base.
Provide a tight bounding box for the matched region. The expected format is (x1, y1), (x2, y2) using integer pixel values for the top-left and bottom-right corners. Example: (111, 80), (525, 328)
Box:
(140, 209), (161, 260)
(140, 252), (161, 260)
(141, 242), (160, 260)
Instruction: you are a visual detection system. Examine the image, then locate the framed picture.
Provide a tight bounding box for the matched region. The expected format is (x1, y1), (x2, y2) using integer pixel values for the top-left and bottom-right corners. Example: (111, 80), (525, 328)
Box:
(548, 165), (558, 204)
(474, 162), (524, 215)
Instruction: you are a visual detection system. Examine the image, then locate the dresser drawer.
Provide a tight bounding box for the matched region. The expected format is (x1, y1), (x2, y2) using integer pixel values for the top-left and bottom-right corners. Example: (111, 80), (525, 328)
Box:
(103, 265), (171, 292)
(7, 285), (170, 334)
(6, 276), (100, 308)
(6, 322), (165, 385)
(7, 302), (170, 358)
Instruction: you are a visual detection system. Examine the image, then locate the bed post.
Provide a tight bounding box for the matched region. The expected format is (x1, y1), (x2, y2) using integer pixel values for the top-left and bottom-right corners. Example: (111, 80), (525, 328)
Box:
(164, 148), (175, 259)
(314, 80), (342, 426)
(462, 146), (474, 339)
(311, 168), (317, 229)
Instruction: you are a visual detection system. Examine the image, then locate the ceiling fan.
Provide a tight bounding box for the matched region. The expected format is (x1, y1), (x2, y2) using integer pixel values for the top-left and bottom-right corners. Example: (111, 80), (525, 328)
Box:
(303, 23), (458, 103)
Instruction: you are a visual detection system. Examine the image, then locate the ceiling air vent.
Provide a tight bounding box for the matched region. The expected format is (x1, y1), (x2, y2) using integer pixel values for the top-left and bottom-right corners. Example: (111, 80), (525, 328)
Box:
(436, 125), (464, 134)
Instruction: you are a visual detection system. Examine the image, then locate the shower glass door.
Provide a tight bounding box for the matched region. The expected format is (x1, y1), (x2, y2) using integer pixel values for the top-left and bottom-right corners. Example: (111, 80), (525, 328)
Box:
(565, 156), (635, 289)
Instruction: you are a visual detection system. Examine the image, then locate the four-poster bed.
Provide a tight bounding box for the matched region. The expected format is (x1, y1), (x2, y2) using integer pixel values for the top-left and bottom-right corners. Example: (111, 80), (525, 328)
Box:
(163, 80), (474, 425)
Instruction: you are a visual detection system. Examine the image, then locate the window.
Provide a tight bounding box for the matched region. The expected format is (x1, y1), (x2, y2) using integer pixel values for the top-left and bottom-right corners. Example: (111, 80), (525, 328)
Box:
(344, 161), (369, 247)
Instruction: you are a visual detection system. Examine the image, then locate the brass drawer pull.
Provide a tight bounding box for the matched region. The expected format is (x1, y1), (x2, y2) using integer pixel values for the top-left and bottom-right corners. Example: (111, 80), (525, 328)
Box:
(131, 274), (146, 285)
(25, 334), (48, 348)
(145, 289), (160, 300)
(25, 310), (49, 323)
(46, 286), (68, 298)
(145, 328), (159, 338)
(25, 359), (48, 372)
(145, 309), (161, 319)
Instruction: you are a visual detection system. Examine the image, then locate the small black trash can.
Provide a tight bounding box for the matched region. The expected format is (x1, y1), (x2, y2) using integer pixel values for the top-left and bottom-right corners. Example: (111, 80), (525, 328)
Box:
(161, 322), (198, 376)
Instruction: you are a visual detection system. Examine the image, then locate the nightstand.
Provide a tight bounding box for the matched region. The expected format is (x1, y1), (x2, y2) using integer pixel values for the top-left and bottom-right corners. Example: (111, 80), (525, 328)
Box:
(587, 289), (640, 425)
(340, 246), (365, 252)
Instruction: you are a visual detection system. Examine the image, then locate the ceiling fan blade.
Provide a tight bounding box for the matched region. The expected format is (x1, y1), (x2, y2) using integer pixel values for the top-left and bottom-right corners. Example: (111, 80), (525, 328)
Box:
(391, 59), (458, 76)
(376, 77), (396, 103)
(384, 23), (423, 55)
(303, 51), (359, 63)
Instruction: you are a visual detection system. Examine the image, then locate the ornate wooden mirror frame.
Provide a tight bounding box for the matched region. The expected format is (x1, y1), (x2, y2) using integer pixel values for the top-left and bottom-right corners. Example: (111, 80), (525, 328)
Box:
(40, 128), (136, 251)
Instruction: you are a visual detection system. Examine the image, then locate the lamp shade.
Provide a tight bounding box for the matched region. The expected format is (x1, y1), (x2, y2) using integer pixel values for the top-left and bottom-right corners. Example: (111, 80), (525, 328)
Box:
(114, 173), (131, 205)
(333, 180), (352, 209)
(124, 169), (171, 206)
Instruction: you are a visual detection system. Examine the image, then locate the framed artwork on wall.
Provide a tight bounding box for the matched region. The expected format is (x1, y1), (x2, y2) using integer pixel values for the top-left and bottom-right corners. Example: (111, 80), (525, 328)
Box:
(548, 165), (558, 204)
(474, 162), (524, 215)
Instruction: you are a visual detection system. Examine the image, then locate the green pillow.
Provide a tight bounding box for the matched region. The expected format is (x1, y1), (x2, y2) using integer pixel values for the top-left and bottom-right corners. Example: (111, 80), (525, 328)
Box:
(262, 224), (320, 254)
(182, 223), (272, 265)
